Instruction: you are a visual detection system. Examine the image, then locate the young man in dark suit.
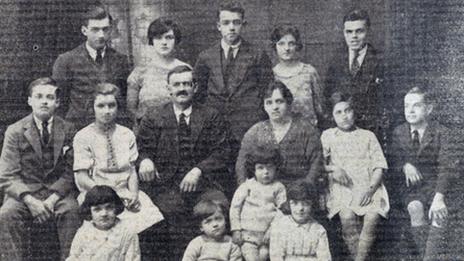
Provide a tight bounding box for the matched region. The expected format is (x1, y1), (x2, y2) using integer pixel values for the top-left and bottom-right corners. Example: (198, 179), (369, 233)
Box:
(0, 78), (80, 261)
(193, 1), (273, 174)
(390, 87), (458, 260)
(137, 65), (229, 260)
(52, 4), (130, 130)
(325, 9), (385, 135)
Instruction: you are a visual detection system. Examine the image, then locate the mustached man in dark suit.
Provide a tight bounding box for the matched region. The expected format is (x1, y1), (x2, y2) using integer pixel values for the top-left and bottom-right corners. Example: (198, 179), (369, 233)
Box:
(137, 65), (230, 260)
(325, 9), (386, 137)
(0, 78), (80, 261)
(52, 4), (130, 131)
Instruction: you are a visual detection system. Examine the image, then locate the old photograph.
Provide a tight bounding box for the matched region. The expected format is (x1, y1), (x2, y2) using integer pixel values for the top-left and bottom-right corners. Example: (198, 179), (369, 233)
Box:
(0, 0), (463, 260)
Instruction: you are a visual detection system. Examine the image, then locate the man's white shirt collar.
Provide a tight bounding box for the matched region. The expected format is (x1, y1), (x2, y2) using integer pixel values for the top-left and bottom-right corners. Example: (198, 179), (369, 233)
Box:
(349, 44), (368, 70)
(221, 39), (241, 59)
(33, 115), (53, 137)
(86, 42), (106, 61)
(173, 105), (192, 125)
(410, 125), (427, 142)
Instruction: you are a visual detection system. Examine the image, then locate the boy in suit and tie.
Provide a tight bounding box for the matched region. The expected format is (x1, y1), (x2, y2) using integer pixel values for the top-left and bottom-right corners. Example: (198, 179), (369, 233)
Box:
(325, 9), (386, 135)
(52, 4), (130, 130)
(390, 87), (458, 260)
(193, 1), (273, 189)
(0, 78), (80, 261)
(137, 65), (229, 260)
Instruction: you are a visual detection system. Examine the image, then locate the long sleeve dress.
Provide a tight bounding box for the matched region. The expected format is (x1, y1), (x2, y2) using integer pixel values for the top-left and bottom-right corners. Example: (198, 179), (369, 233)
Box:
(73, 123), (164, 233)
(320, 127), (389, 218)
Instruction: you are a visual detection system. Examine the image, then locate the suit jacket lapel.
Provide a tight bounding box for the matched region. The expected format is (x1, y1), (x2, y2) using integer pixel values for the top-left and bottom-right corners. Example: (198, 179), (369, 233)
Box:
(228, 42), (253, 97)
(163, 104), (180, 157)
(52, 117), (65, 166)
(397, 123), (413, 151)
(211, 43), (226, 94)
(418, 124), (435, 154)
(24, 115), (42, 159)
(189, 106), (206, 144)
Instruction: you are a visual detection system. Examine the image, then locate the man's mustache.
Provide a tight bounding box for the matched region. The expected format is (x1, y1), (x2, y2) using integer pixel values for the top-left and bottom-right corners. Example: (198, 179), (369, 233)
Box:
(175, 90), (189, 96)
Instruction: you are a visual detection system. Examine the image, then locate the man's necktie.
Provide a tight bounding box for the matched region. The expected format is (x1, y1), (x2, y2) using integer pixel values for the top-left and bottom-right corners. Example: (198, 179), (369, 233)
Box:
(42, 121), (49, 145)
(412, 130), (420, 153)
(351, 49), (361, 76)
(178, 113), (192, 172)
(223, 47), (235, 86)
(96, 49), (103, 67)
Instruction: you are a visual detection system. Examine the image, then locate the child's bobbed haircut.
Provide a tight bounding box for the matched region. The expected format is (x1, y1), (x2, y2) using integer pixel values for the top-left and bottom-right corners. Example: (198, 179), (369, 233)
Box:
(244, 146), (282, 179)
(79, 185), (125, 221)
(280, 181), (318, 215)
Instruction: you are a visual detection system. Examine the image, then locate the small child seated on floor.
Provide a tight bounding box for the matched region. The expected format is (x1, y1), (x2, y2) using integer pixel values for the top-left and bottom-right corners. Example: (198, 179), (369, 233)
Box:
(182, 199), (242, 261)
(230, 147), (287, 261)
(270, 181), (331, 261)
(67, 185), (141, 261)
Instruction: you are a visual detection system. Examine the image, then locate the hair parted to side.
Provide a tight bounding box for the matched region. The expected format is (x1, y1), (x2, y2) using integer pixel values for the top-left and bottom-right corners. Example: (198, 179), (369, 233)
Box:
(263, 80), (294, 105)
(343, 9), (370, 27)
(27, 77), (60, 98)
(147, 18), (182, 45)
(166, 64), (193, 84)
(405, 86), (434, 105)
(79, 185), (125, 221)
(244, 146), (282, 179)
(280, 180), (318, 215)
(217, 0), (245, 20)
(270, 25), (303, 51)
(81, 3), (112, 27)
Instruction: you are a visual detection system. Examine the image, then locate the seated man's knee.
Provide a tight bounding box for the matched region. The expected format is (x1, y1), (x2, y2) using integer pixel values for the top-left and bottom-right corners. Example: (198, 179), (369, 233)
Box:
(407, 200), (426, 226)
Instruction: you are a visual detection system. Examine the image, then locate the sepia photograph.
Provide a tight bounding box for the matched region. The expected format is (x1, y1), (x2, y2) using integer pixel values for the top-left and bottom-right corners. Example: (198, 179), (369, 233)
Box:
(0, 0), (463, 260)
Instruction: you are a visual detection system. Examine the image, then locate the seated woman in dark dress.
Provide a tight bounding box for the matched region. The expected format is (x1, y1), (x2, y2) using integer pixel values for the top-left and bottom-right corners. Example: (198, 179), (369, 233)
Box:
(235, 80), (323, 188)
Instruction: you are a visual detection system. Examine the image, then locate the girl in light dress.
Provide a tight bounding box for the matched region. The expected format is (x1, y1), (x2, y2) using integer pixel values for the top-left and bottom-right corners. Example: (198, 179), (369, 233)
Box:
(73, 83), (163, 234)
(270, 181), (331, 261)
(321, 92), (389, 261)
(230, 147), (287, 261)
(67, 185), (140, 261)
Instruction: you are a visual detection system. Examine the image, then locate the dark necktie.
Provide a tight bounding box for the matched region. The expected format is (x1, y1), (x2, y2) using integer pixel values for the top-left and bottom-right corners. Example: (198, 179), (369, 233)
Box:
(411, 130), (420, 153)
(223, 47), (235, 87)
(42, 121), (49, 145)
(96, 49), (103, 67)
(351, 49), (361, 76)
(178, 113), (192, 172)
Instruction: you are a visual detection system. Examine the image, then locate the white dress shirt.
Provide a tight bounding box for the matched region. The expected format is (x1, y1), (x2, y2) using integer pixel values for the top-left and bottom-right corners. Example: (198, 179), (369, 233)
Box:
(349, 44), (368, 71)
(221, 39), (241, 59)
(173, 105), (192, 125)
(33, 115), (53, 138)
(86, 42), (106, 61)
